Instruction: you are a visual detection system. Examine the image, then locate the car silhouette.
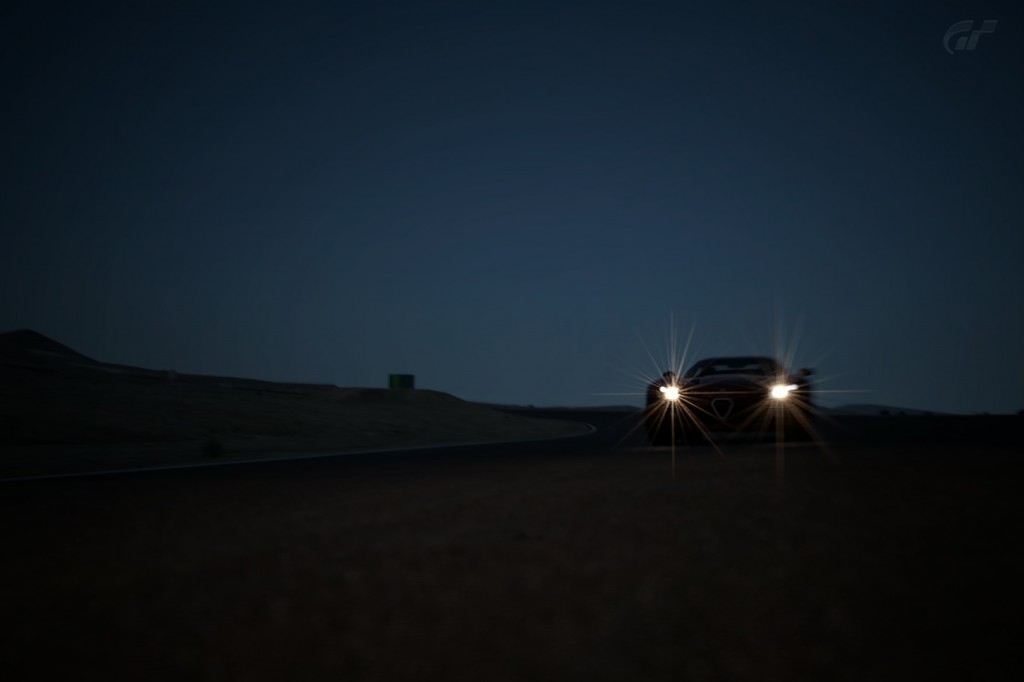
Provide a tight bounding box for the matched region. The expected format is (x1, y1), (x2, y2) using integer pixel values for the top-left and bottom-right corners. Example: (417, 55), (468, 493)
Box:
(645, 356), (814, 445)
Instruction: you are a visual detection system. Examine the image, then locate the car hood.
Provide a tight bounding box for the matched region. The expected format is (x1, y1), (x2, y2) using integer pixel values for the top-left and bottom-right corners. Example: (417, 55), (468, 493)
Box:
(686, 374), (775, 390)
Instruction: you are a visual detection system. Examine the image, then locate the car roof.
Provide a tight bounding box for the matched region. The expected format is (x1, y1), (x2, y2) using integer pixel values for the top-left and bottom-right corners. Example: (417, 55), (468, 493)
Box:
(691, 356), (777, 366)
(685, 356), (780, 375)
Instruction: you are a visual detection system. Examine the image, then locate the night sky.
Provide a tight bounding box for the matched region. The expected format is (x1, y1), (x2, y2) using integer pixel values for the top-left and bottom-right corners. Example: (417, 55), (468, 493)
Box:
(3, 1), (1022, 413)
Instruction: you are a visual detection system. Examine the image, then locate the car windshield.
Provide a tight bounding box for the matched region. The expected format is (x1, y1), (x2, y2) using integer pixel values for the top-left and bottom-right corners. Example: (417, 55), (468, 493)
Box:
(686, 357), (778, 377)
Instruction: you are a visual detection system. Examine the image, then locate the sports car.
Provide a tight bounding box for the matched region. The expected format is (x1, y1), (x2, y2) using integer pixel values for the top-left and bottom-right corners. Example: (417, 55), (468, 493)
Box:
(644, 356), (814, 445)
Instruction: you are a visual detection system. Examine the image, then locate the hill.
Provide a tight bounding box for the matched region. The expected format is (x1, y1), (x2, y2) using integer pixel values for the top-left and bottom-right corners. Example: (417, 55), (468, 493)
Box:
(0, 329), (96, 364)
(0, 330), (590, 478)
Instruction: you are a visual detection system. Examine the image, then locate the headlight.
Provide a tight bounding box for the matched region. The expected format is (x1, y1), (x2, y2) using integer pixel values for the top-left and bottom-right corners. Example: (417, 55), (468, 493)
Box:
(659, 385), (680, 401)
(770, 383), (798, 400)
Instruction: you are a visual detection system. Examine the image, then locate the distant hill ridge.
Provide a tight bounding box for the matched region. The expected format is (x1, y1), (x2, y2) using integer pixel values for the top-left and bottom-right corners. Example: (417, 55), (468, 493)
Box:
(0, 329), (95, 363)
(0, 328), (336, 393)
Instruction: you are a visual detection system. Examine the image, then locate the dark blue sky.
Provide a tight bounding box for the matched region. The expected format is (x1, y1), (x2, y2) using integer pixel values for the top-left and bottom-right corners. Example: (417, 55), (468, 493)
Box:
(3, 1), (1022, 413)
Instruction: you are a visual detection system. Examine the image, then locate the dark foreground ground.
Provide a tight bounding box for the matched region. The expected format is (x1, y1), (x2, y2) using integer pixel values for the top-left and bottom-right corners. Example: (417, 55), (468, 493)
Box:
(1, 411), (1022, 681)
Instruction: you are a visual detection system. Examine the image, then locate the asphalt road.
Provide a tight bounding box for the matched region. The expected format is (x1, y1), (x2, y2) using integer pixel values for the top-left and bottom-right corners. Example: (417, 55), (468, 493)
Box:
(1, 410), (1021, 681)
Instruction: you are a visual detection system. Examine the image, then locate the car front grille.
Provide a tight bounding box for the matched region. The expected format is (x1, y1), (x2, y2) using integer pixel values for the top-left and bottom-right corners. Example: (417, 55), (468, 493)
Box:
(711, 398), (734, 419)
